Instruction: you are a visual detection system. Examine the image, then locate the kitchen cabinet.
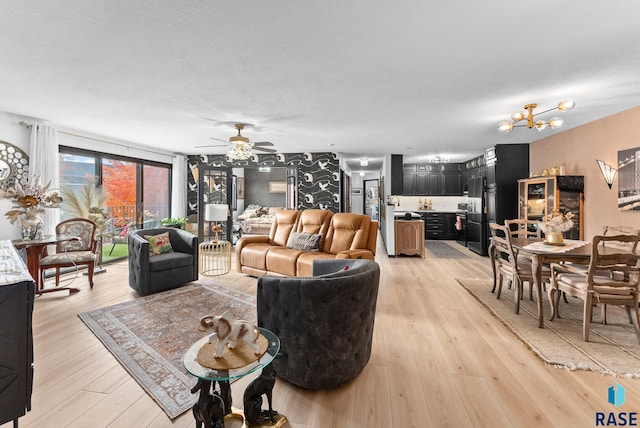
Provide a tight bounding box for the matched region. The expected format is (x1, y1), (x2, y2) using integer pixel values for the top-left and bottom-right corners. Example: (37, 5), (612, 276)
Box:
(518, 175), (584, 240)
(0, 241), (35, 427)
(485, 144), (530, 226)
(422, 212), (457, 240)
(395, 220), (425, 257)
(391, 154), (403, 195)
(399, 162), (462, 196)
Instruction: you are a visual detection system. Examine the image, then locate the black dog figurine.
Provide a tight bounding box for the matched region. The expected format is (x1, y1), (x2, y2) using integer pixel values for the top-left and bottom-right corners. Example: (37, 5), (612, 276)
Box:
(190, 379), (225, 428)
(243, 363), (278, 425)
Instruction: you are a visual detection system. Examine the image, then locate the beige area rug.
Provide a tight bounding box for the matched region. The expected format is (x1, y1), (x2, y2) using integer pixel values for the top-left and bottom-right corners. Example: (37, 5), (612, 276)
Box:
(78, 282), (257, 419)
(456, 278), (640, 378)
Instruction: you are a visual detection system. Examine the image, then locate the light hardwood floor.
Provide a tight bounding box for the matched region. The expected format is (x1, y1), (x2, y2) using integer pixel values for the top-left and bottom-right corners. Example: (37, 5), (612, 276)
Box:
(4, 237), (639, 428)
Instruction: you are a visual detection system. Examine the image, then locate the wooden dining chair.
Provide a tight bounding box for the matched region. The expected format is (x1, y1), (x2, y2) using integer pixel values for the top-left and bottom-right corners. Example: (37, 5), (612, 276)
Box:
(38, 218), (98, 291)
(490, 223), (551, 314)
(505, 218), (542, 239)
(549, 234), (640, 343)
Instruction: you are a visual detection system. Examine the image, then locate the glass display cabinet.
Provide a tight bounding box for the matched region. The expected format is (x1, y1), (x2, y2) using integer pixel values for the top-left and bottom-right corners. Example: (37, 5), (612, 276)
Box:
(518, 176), (584, 240)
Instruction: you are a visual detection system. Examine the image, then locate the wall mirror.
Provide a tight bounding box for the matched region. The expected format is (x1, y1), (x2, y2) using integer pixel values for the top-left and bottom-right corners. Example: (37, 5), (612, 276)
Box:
(0, 140), (29, 192)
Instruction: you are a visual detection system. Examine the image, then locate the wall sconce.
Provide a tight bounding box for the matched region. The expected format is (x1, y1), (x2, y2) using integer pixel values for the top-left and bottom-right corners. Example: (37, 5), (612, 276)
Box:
(596, 160), (617, 189)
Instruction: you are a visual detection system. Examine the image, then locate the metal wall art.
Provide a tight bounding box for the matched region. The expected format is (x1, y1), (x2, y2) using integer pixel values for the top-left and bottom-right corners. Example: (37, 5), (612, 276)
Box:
(0, 140), (29, 193)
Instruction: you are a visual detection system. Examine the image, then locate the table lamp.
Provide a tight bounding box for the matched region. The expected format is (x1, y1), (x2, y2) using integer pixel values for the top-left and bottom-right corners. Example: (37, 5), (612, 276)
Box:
(204, 203), (228, 241)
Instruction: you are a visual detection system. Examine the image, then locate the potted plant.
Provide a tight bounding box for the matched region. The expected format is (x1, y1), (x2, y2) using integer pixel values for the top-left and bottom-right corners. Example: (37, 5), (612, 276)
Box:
(160, 217), (186, 229)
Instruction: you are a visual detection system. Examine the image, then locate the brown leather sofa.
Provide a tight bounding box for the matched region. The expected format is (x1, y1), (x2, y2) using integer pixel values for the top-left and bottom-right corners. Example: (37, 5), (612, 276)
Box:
(236, 209), (378, 277)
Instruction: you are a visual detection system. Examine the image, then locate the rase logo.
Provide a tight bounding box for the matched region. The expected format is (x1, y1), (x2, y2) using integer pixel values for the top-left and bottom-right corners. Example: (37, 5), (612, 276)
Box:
(596, 383), (637, 426)
(610, 384), (626, 408)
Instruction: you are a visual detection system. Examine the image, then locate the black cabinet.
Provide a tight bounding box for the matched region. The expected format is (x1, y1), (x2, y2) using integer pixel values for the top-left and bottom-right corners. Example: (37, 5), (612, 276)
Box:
(422, 212), (458, 240)
(0, 242), (35, 427)
(484, 144), (530, 225)
(391, 154), (403, 195)
(399, 162), (462, 196)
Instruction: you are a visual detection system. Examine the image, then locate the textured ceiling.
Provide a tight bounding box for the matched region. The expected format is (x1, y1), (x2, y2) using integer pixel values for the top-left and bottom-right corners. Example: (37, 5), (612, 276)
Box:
(2, 1), (640, 173)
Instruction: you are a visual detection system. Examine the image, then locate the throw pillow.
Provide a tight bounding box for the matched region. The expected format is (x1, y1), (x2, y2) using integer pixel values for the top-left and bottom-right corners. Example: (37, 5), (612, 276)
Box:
(145, 232), (174, 255)
(286, 231), (322, 251)
(238, 208), (259, 220)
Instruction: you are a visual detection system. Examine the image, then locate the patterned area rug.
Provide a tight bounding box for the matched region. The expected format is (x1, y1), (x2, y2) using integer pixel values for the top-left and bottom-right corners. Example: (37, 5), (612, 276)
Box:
(456, 278), (640, 377)
(424, 241), (469, 258)
(78, 282), (257, 419)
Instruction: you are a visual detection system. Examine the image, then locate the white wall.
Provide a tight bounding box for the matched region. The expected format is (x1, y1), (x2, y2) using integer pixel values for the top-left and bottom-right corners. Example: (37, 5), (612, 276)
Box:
(0, 112), (178, 240)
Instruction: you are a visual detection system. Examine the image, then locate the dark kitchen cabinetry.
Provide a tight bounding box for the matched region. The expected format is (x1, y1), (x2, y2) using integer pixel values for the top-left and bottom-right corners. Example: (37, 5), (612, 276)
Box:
(0, 242), (35, 427)
(485, 144), (530, 227)
(398, 162), (463, 196)
(391, 154), (404, 195)
(422, 212), (458, 240)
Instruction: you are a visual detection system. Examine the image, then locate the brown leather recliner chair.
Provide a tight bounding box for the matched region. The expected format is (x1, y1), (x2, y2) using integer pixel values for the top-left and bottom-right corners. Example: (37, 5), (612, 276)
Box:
(235, 209), (301, 277)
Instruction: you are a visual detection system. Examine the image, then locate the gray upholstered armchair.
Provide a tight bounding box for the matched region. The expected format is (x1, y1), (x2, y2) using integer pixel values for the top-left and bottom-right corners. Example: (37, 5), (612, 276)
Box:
(257, 259), (380, 389)
(128, 227), (199, 295)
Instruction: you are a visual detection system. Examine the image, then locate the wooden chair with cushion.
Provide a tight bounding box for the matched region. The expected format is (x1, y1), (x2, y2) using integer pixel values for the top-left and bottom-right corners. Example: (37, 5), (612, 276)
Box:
(39, 217), (98, 291)
(489, 222), (551, 314)
(549, 234), (640, 343)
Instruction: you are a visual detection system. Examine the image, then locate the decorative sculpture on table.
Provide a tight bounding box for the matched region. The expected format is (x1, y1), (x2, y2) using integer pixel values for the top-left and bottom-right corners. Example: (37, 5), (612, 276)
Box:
(200, 310), (261, 358)
(190, 379), (225, 428)
(243, 363), (278, 425)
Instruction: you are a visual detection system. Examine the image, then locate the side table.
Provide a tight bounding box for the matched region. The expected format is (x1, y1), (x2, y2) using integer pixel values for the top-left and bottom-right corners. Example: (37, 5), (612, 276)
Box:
(183, 327), (287, 428)
(199, 240), (232, 276)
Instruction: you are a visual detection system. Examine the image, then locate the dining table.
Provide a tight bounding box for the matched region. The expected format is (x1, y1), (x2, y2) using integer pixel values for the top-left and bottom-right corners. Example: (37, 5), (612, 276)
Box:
(492, 237), (592, 328)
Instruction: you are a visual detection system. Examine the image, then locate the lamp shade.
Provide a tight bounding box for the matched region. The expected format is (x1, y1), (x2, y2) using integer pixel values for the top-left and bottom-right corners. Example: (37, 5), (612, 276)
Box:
(205, 203), (228, 222)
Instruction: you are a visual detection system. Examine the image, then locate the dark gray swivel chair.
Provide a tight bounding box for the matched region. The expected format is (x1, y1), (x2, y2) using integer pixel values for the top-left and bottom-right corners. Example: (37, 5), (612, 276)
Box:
(128, 227), (198, 295)
(257, 259), (380, 389)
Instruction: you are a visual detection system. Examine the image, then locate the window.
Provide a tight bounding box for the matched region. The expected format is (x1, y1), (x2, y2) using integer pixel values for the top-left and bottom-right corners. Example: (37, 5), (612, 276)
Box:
(58, 147), (172, 263)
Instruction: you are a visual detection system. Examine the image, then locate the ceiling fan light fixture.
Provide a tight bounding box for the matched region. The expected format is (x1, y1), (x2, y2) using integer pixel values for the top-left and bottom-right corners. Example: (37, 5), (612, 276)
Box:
(227, 142), (253, 160)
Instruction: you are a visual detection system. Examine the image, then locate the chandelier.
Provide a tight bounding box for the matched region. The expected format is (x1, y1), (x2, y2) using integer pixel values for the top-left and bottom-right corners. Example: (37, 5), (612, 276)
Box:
(226, 142), (254, 160)
(498, 100), (575, 133)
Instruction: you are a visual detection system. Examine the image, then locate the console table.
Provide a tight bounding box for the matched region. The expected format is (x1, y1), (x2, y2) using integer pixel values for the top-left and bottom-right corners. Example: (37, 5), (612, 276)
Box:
(0, 240), (35, 427)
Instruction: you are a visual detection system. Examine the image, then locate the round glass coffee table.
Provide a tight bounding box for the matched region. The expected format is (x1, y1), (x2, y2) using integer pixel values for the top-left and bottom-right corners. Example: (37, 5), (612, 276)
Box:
(183, 327), (286, 427)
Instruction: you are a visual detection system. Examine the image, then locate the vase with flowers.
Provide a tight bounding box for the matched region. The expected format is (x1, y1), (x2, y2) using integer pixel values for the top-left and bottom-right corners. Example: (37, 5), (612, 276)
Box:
(539, 210), (574, 244)
(1, 176), (64, 240)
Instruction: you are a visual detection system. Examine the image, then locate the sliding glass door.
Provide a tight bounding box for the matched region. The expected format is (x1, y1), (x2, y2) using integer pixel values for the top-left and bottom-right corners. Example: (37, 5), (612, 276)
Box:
(58, 147), (171, 263)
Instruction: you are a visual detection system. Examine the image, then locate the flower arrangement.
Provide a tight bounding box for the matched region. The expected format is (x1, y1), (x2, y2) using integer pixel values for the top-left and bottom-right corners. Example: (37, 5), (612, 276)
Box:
(1, 176), (64, 239)
(540, 210), (574, 234)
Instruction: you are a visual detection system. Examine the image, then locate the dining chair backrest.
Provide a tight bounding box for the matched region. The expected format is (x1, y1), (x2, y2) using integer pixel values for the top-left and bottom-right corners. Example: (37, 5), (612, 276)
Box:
(505, 218), (542, 239)
(602, 225), (640, 253)
(489, 222), (518, 265)
(588, 234), (640, 281)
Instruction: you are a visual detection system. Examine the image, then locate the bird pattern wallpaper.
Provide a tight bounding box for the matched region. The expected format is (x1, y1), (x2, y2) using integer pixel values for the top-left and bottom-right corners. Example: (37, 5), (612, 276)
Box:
(186, 152), (340, 216)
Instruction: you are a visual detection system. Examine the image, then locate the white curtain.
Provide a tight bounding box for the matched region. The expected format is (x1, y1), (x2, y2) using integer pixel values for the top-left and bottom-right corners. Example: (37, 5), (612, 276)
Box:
(171, 155), (187, 218)
(29, 123), (60, 236)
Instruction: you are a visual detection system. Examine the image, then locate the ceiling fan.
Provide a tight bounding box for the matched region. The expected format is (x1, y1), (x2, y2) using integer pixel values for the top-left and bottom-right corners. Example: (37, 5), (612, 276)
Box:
(195, 123), (277, 158)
